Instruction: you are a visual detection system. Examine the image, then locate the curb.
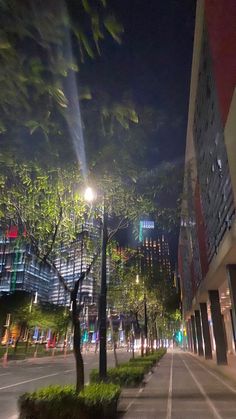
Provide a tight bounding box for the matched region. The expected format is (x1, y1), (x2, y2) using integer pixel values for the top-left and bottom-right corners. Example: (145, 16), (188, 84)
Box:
(0, 352), (74, 365)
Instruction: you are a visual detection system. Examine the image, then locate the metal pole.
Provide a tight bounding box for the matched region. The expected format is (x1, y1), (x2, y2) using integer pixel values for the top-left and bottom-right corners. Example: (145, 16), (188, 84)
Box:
(99, 209), (108, 380)
(144, 292), (148, 353)
(144, 292), (148, 339)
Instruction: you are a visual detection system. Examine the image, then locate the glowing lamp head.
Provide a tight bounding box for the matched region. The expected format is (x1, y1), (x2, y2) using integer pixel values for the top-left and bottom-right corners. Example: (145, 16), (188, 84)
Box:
(84, 186), (95, 203)
(136, 274), (139, 284)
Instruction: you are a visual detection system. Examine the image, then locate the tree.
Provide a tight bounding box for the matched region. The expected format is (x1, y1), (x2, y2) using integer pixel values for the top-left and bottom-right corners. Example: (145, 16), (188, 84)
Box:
(0, 0), (124, 163)
(108, 245), (180, 354)
(0, 291), (70, 353)
(0, 152), (160, 379)
(0, 161), (102, 392)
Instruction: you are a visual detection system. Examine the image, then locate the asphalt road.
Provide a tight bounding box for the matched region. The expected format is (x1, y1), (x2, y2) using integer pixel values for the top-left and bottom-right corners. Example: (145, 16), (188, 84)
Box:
(120, 349), (236, 419)
(0, 349), (131, 419)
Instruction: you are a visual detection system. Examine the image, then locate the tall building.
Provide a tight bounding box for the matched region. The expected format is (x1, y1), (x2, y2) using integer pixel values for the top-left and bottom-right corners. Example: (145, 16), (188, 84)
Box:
(179, 0), (236, 364)
(0, 221), (101, 306)
(49, 221), (101, 306)
(0, 231), (51, 300)
(139, 227), (172, 281)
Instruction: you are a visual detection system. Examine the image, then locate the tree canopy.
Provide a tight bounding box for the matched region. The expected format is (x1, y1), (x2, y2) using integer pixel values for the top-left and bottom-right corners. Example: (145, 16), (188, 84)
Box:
(0, 291), (69, 336)
(0, 0), (124, 163)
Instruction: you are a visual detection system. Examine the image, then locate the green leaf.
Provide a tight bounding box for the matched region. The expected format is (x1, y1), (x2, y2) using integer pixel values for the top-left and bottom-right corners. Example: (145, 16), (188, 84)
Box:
(48, 87), (68, 108)
(128, 109), (139, 124)
(25, 120), (40, 135)
(68, 62), (79, 72)
(103, 15), (124, 44)
(0, 121), (6, 133)
(79, 87), (92, 100)
(0, 40), (11, 49)
(82, 0), (91, 14)
(79, 32), (95, 59)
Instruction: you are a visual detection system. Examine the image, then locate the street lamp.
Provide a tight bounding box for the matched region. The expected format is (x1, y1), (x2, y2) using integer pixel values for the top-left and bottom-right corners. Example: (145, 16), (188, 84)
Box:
(84, 186), (108, 380)
(84, 186), (96, 203)
(135, 274), (148, 355)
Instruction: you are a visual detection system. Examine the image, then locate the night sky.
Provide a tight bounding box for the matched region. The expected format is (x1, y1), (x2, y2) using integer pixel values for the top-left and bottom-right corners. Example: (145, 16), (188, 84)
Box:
(81, 0), (196, 259)
(80, 0), (196, 165)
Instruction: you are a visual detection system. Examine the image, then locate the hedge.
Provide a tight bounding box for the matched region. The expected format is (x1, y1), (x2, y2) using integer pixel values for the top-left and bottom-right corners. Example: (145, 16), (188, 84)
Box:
(118, 360), (153, 373)
(129, 348), (167, 365)
(90, 365), (145, 387)
(18, 383), (121, 419)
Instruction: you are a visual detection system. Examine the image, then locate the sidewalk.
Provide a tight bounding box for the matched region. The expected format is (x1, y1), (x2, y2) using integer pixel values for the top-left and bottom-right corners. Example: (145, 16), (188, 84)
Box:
(187, 350), (236, 385)
(118, 352), (171, 419)
(117, 349), (236, 419)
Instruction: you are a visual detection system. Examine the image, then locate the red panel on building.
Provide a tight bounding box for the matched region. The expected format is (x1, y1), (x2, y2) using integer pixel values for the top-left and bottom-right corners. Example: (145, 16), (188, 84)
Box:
(6, 226), (18, 238)
(205, 0), (236, 125)
(194, 182), (209, 278)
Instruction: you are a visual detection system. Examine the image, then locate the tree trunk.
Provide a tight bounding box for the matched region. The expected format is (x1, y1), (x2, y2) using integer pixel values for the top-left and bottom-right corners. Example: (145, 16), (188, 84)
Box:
(71, 279), (85, 394)
(113, 341), (118, 367)
(99, 209), (108, 381)
(73, 317), (84, 393)
(109, 317), (118, 367)
(25, 329), (30, 353)
(14, 324), (23, 355)
(141, 332), (144, 357)
(131, 332), (135, 359)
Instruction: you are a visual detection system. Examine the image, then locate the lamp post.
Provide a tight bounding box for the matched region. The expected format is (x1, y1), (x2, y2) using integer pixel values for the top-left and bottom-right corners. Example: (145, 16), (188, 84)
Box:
(84, 186), (108, 380)
(99, 207), (108, 379)
(136, 274), (148, 355)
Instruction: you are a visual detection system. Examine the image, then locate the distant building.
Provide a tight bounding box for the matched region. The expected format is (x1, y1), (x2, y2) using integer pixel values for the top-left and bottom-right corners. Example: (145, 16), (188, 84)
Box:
(179, 0), (236, 364)
(139, 227), (172, 282)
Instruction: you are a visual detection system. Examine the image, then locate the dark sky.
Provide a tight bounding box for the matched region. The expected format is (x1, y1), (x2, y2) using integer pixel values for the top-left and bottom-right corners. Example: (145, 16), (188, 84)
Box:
(81, 0), (196, 163)
(80, 0), (196, 260)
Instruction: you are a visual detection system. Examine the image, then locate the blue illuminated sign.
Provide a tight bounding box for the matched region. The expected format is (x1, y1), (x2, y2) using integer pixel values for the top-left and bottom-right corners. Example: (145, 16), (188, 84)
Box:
(139, 220), (155, 241)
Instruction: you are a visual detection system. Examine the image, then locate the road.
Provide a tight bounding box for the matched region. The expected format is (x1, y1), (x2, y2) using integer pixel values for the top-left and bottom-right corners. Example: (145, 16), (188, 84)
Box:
(0, 349), (131, 419)
(3, 349), (236, 419)
(120, 349), (236, 419)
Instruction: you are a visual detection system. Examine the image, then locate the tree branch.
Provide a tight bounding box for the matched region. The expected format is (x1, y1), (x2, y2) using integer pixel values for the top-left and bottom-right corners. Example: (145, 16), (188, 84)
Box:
(108, 217), (129, 241)
(42, 199), (63, 262)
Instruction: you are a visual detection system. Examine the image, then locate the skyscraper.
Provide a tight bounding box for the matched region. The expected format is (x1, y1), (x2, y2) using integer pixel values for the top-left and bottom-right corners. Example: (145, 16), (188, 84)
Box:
(139, 227), (172, 282)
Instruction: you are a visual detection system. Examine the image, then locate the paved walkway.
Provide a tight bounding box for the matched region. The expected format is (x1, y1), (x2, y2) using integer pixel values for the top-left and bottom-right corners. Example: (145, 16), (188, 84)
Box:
(118, 349), (236, 418)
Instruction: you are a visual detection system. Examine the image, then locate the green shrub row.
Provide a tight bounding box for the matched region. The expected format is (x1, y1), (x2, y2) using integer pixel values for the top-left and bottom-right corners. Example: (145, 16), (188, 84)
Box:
(118, 360), (153, 373)
(89, 348), (166, 388)
(90, 365), (145, 387)
(129, 348), (167, 365)
(18, 348), (167, 418)
(18, 383), (121, 419)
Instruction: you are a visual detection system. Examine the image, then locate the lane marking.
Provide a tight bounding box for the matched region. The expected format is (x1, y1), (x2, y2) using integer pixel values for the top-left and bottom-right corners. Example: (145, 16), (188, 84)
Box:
(125, 382), (146, 411)
(0, 368), (74, 391)
(181, 356), (222, 419)
(189, 355), (236, 394)
(166, 350), (173, 419)
(145, 373), (153, 384)
(125, 390), (141, 412)
(0, 372), (11, 377)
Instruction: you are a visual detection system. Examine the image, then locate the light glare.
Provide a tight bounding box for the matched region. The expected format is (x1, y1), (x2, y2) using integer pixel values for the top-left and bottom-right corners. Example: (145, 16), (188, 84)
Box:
(84, 187), (95, 203)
